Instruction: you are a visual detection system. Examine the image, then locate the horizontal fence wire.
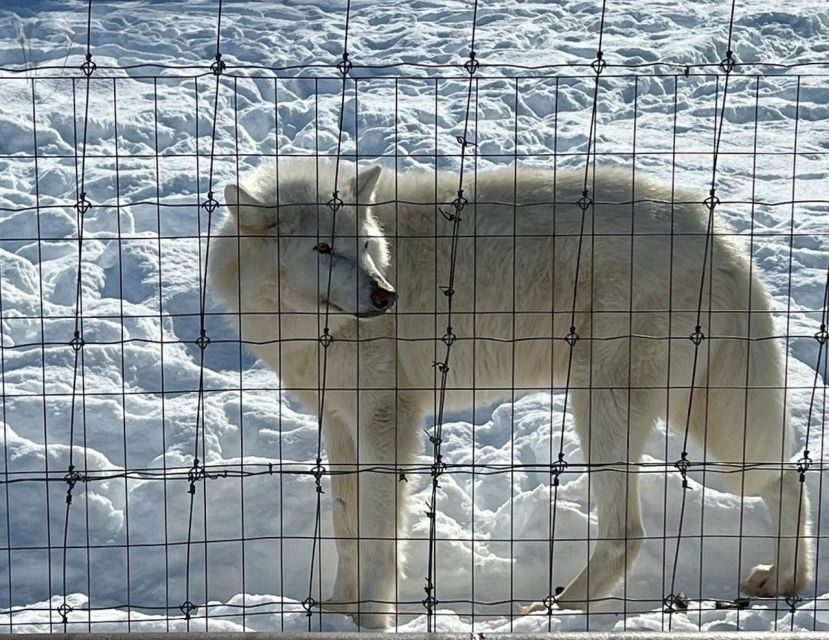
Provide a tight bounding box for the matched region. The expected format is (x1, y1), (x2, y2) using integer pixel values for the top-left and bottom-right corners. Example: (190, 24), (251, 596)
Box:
(0, 0), (827, 634)
(2, 59), (829, 77)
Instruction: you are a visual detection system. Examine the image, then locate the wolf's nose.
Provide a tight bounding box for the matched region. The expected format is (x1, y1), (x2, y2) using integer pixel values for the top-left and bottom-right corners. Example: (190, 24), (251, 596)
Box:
(370, 287), (397, 311)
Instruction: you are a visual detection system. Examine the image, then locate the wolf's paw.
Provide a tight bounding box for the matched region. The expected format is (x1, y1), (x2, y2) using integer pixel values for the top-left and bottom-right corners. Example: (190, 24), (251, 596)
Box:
(742, 564), (807, 597)
(352, 609), (390, 629)
(517, 601), (548, 615)
(517, 593), (590, 615)
(323, 596), (391, 628)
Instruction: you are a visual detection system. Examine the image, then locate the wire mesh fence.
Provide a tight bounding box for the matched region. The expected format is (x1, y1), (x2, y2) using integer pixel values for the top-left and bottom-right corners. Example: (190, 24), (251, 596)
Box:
(0, 0), (827, 634)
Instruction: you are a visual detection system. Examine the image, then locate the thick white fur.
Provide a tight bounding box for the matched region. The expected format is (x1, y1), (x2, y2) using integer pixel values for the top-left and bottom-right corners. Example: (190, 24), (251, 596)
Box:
(209, 159), (812, 627)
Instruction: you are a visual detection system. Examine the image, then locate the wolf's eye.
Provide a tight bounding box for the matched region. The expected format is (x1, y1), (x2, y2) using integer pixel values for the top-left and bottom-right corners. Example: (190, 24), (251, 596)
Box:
(314, 243), (332, 254)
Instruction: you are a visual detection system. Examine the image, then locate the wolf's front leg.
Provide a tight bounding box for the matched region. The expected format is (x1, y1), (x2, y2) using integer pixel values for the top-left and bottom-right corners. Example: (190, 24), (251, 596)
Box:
(321, 415), (358, 614)
(353, 396), (418, 629)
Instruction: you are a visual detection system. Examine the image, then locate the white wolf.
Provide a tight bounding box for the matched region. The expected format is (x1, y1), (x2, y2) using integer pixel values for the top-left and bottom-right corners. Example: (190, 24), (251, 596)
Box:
(209, 159), (812, 628)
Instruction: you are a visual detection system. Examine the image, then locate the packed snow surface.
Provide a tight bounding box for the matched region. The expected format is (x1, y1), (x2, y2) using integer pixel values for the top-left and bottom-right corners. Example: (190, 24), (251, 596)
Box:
(0, 0), (828, 633)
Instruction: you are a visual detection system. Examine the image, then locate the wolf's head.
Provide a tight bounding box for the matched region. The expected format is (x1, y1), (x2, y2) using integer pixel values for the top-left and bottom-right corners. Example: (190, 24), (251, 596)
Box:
(217, 160), (395, 320)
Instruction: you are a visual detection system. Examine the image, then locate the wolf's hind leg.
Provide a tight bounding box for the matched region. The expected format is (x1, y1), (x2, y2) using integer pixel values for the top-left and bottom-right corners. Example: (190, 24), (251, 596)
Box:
(521, 388), (652, 614)
(684, 383), (813, 598)
(552, 388), (651, 611)
(742, 471), (812, 597)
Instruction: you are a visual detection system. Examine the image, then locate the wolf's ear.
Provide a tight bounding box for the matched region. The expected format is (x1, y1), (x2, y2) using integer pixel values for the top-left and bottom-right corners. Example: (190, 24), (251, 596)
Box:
(224, 183), (266, 229)
(352, 165), (382, 205)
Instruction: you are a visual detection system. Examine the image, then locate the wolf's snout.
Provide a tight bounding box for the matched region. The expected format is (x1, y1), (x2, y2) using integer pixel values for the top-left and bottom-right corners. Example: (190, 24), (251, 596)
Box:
(370, 286), (397, 311)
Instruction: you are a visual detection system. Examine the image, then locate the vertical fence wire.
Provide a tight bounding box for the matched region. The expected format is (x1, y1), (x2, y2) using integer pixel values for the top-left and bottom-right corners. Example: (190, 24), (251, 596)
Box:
(772, 75), (801, 629)
(787, 77), (809, 628)
(812, 308), (829, 616)
(659, 72), (682, 631)
(29, 76), (53, 634)
(304, 0), (353, 629)
(734, 73), (762, 631)
(150, 76), (173, 634)
(470, 75), (480, 629)
(111, 76), (132, 633)
(58, 0), (95, 629)
(509, 76), (519, 633)
(0, 180), (8, 633)
(624, 74), (640, 628)
(540, 0), (609, 618)
(272, 77), (287, 632)
(181, 0), (225, 628)
(545, 76), (560, 632)
(393, 75), (401, 630)
(423, 0), (479, 631)
(231, 75), (247, 630)
(665, 0), (738, 624)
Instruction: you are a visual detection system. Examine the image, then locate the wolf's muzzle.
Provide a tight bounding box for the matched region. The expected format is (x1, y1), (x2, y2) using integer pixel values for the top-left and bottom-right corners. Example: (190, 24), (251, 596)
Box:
(370, 286), (397, 311)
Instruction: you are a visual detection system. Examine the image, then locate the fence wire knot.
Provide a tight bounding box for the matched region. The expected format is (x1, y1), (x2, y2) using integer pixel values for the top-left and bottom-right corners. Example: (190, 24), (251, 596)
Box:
(187, 459), (204, 494)
(337, 51), (352, 76)
(210, 52), (226, 76)
(433, 360), (449, 374)
(663, 592), (689, 612)
(703, 189), (720, 211)
(439, 191), (466, 222)
(452, 191), (469, 213)
(75, 192), (92, 215)
(64, 465), (84, 504)
(442, 330), (456, 347)
(551, 452), (568, 486)
(785, 594), (802, 612)
(301, 596), (317, 616)
(179, 600), (197, 619)
(543, 587), (565, 613)
(797, 450), (812, 481)
(464, 50), (479, 75)
(311, 460), (326, 493)
(456, 135), (477, 148)
(195, 330), (210, 350)
(815, 325), (828, 345)
(422, 578), (437, 611)
(80, 52), (96, 77)
(720, 49), (736, 74)
(439, 206), (459, 222)
(577, 190), (592, 211)
(439, 285), (455, 298)
(564, 326), (579, 347)
(319, 329), (333, 348)
(327, 191), (344, 212)
(591, 50), (606, 75)
(56, 602), (73, 623)
(202, 191), (219, 213)
(69, 331), (85, 352)
(689, 325), (705, 346)
(675, 453), (691, 489)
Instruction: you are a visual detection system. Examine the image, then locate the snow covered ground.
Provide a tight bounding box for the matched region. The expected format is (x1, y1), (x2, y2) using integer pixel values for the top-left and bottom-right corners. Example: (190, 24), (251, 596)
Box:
(0, 0), (828, 633)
